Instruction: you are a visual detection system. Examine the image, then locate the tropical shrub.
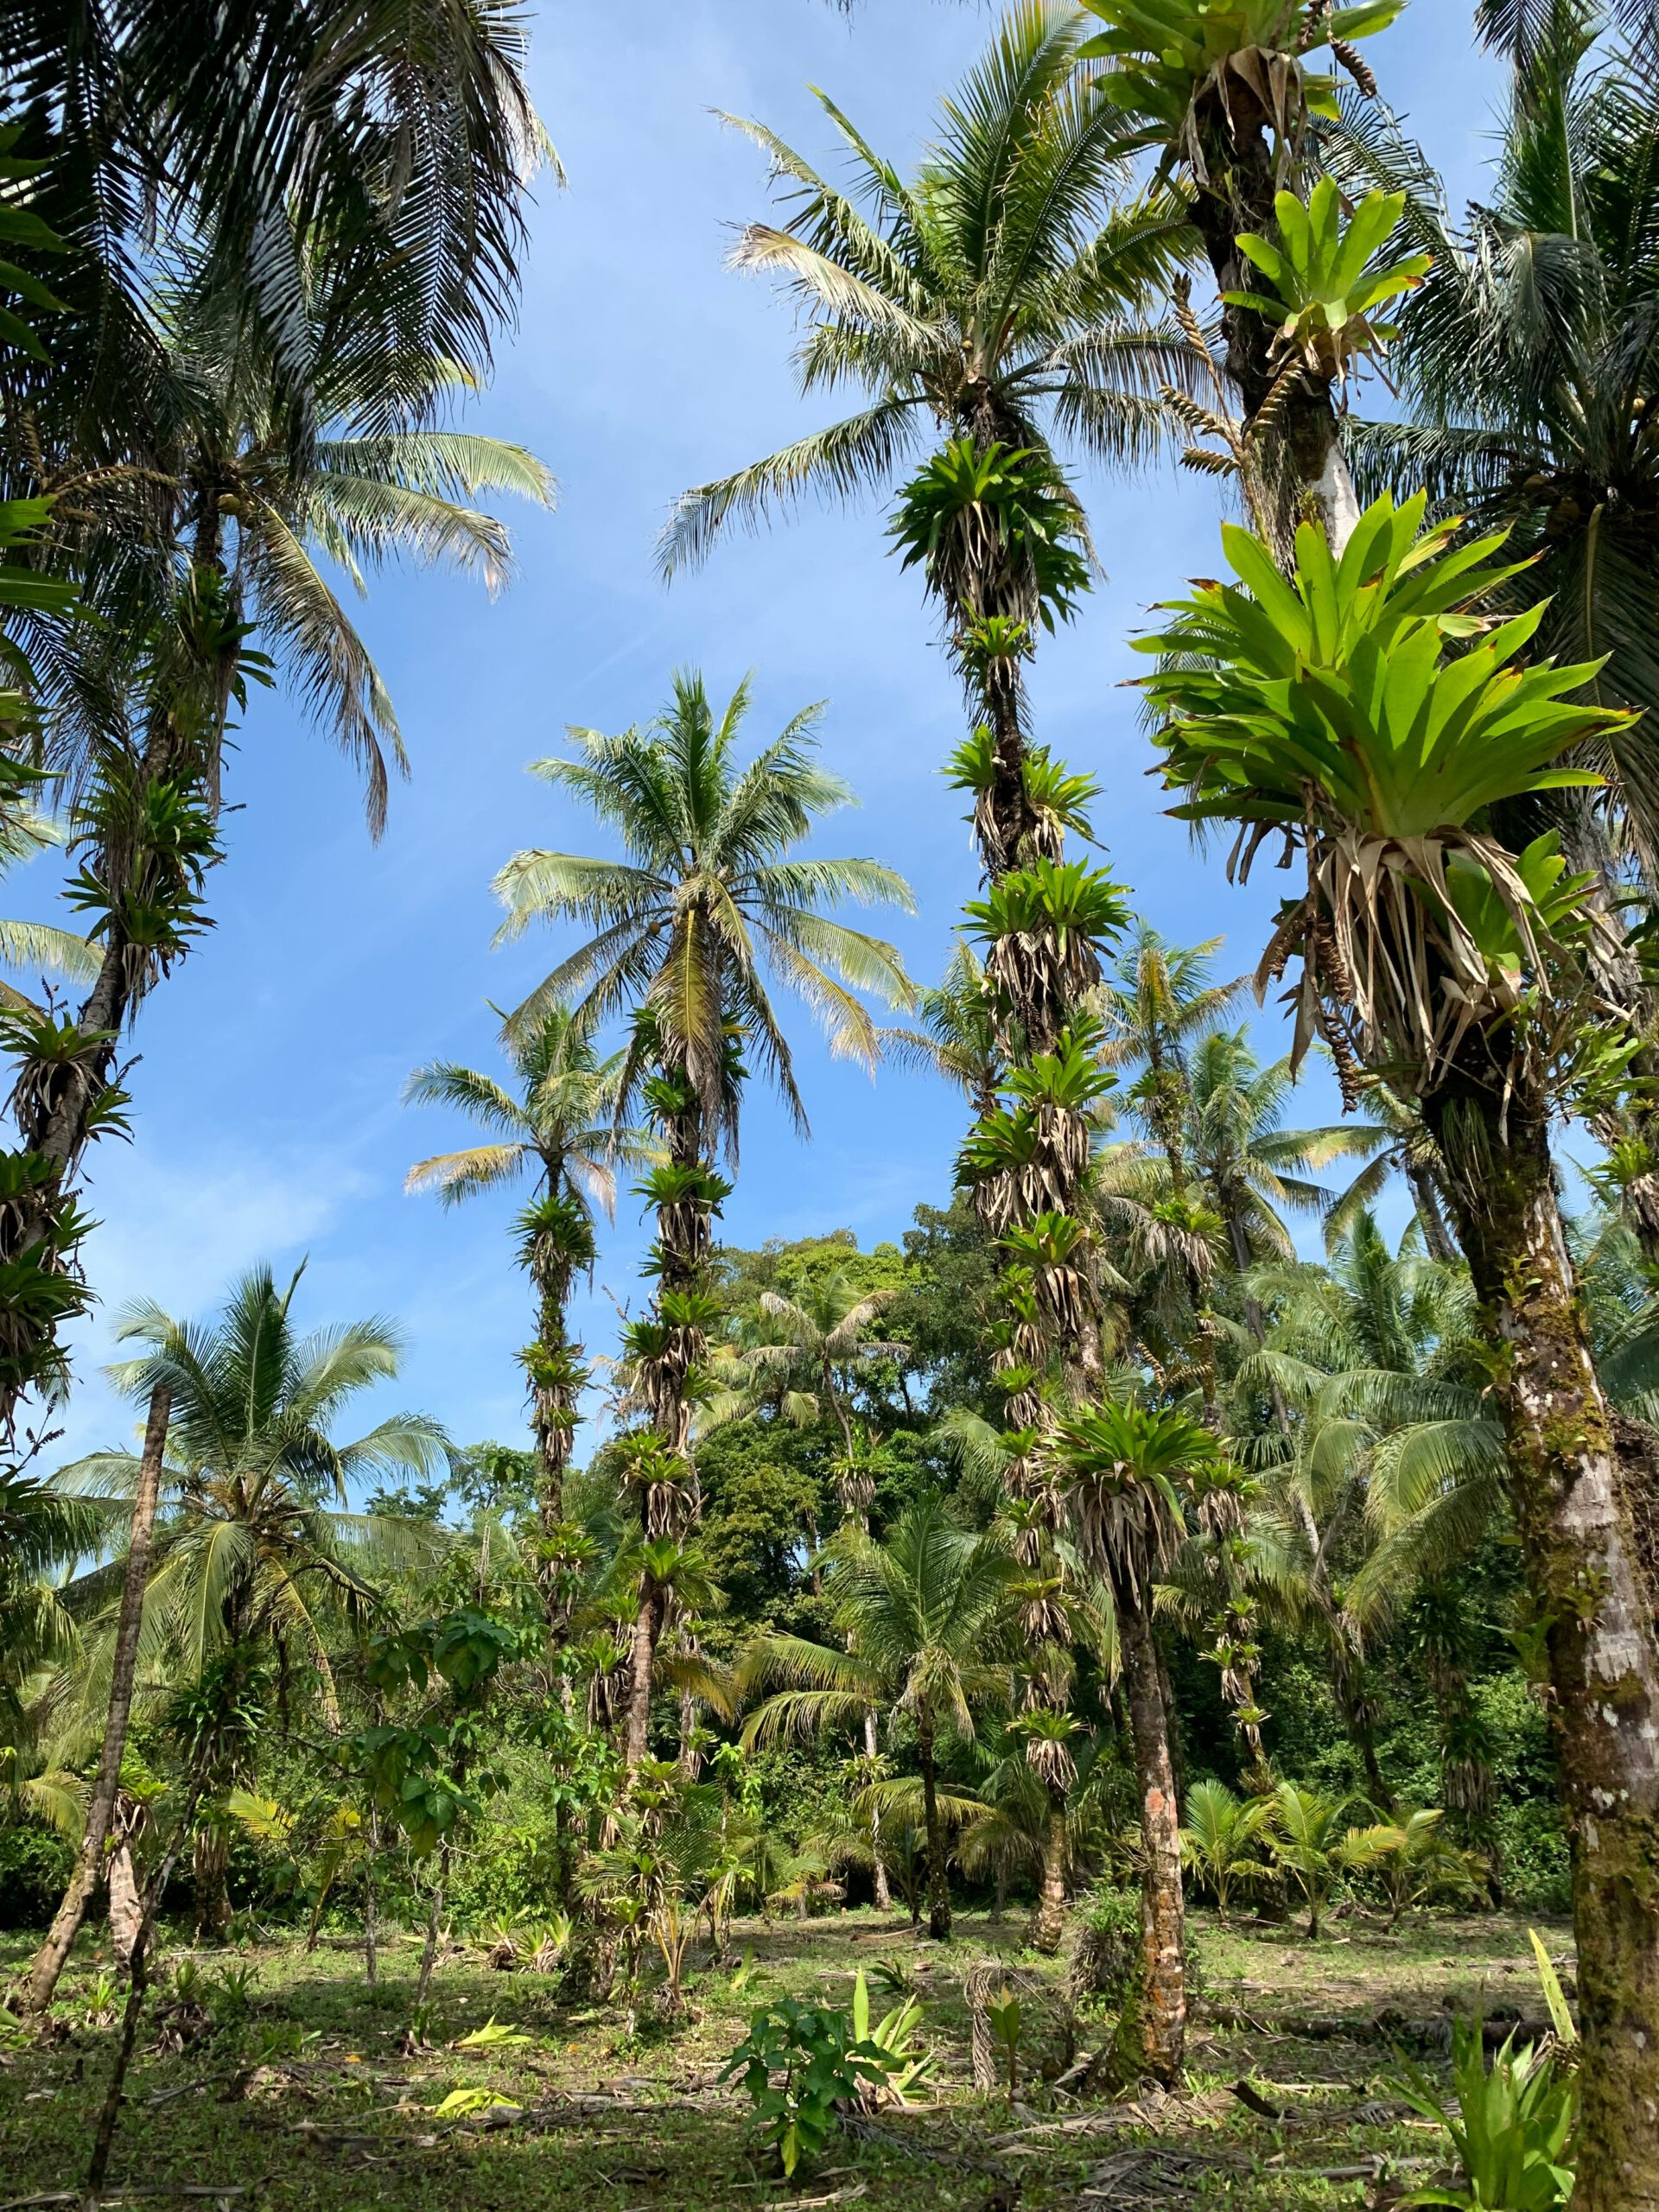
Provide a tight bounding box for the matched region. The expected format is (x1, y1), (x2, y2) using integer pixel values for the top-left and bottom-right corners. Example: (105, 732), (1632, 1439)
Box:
(722, 1998), (895, 2177)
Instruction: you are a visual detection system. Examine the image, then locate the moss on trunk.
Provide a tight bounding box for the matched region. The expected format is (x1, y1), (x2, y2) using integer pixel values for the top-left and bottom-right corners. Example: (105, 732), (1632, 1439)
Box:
(1426, 1083), (1659, 2210)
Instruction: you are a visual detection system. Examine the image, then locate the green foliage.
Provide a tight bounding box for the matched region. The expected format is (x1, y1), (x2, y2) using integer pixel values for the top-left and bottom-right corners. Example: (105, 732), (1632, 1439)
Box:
(985, 1985), (1023, 2110)
(1141, 493), (1619, 840)
(0, 1821), (73, 1929)
(1225, 181), (1432, 379)
(722, 1997), (894, 2177)
(1078, 0), (1403, 143)
(963, 861), (1132, 963)
(1179, 1778), (1274, 1922)
(851, 1968), (936, 2105)
(1395, 2017), (1577, 2209)
(888, 438), (1092, 633)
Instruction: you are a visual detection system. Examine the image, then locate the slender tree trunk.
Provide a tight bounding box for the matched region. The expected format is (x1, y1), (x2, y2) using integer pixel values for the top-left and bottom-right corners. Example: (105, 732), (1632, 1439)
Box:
(1407, 1160), (1460, 1265)
(1426, 1084), (1659, 2212)
(363, 1805), (379, 1987)
(20, 1382), (171, 2016)
(416, 1842), (449, 2010)
(917, 1729), (951, 1942)
(622, 1586), (665, 1774)
(193, 1822), (231, 1943)
(1121, 1605), (1185, 2087)
(106, 1838), (142, 1974)
(1030, 1795), (1068, 1956)
(863, 1707), (892, 1912)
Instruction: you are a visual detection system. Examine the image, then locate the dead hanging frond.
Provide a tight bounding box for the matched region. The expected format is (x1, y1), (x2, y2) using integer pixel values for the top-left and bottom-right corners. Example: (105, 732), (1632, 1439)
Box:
(1254, 819), (1618, 1103)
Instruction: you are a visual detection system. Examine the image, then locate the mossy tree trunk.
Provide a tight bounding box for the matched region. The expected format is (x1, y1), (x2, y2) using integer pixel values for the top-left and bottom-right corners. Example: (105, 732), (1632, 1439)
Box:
(1426, 1083), (1659, 2212)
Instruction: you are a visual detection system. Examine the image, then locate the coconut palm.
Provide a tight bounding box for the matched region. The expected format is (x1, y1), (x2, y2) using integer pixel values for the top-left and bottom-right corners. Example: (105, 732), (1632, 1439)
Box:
(743, 1274), (906, 1478)
(0, 262), (554, 1442)
(1179, 1777), (1274, 1926)
(1144, 486), (1659, 2194)
(879, 946), (1001, 1124)
(1058, 1396), (1216, 2083)
(1102, 928), (1247, 1190)
(494, 672), (913, 1148)
(1186, 1030), (1384, 1279)
(740, 1493), (1023, 1940)
(36, 1264), (445, 1962)
(405, 1006), (644, 1565)
(497, 671), (912, 1772)
(659, 2), (1190, 887)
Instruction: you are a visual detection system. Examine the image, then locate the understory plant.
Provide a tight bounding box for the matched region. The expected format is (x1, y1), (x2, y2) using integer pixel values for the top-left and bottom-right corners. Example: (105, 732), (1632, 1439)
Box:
(722, 1997), (895, 2178)
(1395, 2016), (1577, 2210)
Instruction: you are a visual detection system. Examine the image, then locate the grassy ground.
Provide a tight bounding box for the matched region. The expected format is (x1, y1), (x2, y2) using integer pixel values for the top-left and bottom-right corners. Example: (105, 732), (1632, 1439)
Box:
(0, 1905), (1569, 2211)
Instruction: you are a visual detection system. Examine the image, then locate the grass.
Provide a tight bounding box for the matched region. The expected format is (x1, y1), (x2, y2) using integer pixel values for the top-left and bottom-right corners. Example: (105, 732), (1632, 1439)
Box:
(0, 1905), (1569, 2210)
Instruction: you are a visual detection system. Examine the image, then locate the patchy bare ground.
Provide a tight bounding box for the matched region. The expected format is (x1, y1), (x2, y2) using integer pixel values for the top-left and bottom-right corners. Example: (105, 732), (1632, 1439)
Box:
(0, 1908), (1570, 2211)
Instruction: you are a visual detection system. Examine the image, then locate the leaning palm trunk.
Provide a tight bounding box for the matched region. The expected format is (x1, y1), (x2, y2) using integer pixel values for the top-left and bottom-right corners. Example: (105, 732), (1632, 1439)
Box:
(20, 1382), (171, 2015)
(1426, 1079), (1659, 2212)
(1120, 1605), (1185, 2086)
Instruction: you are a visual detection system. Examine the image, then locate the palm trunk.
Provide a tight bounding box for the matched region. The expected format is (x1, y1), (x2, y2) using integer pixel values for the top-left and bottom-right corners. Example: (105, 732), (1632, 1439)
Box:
(620, 1078), (708, 1778)
(622, 1585), (666, 1773)
(1121, 1605), (1185, 2086)
(20, 1382), (171, 2016)
(193, 1822), (231, 1942)
(1407, 1160), (1460, 1265)
(863, 1707), (892, 1912)
(1184, 116), (1357, 557)
(1426, 1084), (1659, 2212)
(1030, 1794), (1068, 1955)
(917, 1727), (951, 1941)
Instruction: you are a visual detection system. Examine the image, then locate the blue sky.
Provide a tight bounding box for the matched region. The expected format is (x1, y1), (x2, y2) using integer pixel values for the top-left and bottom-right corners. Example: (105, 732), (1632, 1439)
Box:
(36, 1), (1508, 1471)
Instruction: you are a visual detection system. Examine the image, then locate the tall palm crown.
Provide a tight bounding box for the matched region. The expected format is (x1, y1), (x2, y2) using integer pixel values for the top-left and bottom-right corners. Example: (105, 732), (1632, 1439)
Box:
(657, 0), (1190, 579)
(1246, 1214), (1504, 1630)
(405, 1005), (626, 1219)
(54, 1267), (447, 1722)
(744, 1272), (905, 1465)
(1344, 15), (1659, 851)
(34, 266), (554, 836)
(493, 671), (915, 1141)
(1185, 1029), (1383, 1271)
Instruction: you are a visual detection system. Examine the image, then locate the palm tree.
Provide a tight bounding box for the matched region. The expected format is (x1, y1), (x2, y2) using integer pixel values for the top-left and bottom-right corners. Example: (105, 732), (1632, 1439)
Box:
(740, 1494), (1022, 1939)
(659, 2), (1190, 883)
(47, 1264), (447, 1939)
(1077, 0), (1407, 549)
(1186, 1030), (1382, 1283)
(879, 946), (1001, 1126)
(744, 1273), (905, 1480)
(0, 0), (552, 1437)
(1058, 1396), (1214, 2084)
(1179, 1777), (1274, 1927)
(0, 0), (543, 423)
(1245, 1211), (1505, 1799)
(496, 671), (912, 1771)
(1102, 929), (1247, 1191)
(405, 1006), (644, 1590)
(1144, 487), (1659, 2196)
